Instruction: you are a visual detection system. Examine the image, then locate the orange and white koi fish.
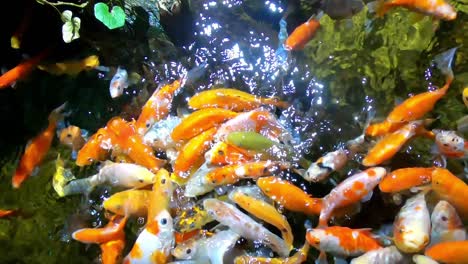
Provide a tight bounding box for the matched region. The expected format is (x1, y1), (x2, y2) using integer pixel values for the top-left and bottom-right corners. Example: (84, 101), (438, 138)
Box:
(233, 242), (310, 264)
(257, 176), (323, 216)
(318, 167), (386, 227)
(103, 189), (151, 217)
(0, 210), (16, 218)
(12, 103), (66, 188)
(171, 108), (238, 141)
(379, 167), (435, 193)
(374, 0), (456, 20)
(174, 127), (217, 180)
(135, 80), (182, 135)
(362, 120), (426, 167)
(62, 162), (156, 196)
(306, 226), (382, 257)
(429, 200), (466, 247)
(101, 235), (126, 264)
(393, 192), (430, 253)
(37, 55), (100, 76)
(76, 127), (114, 166)
(204, 141), (253, 166)
(72, 215), (128, 244)
(425, 240), (468, 264)
(433, 130), (468, 159)
(171, 229), (240, 264)
(229, 190), (294, 250)
(303, 149), (348, 182)
(188, 88), (288, 112)
(0, 48), (50, 89)
(431, 168), (468, 219)
(284, 16), (320, 51)
(124, 169), (175, 264)
(350, 246), (404, 264)
(59, 125), (86, 154)
(203, 198), (290, 257)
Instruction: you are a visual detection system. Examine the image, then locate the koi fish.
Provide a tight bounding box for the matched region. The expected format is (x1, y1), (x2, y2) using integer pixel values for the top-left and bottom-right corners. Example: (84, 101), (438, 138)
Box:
(204, 141), (253, 166)
(429, 200), (466, 247)
(188, 88), (288, 111)
(284, 16), (320, 51)
(60, 162), (155, 196)
(425, 240), (468, 264)
(393, 192), (430, 253)
(349, 246), (404, 264)
(431, 168), (468, 219)
(103, 189), (151, 217)
(76, 127), (114, 166)
(174, 204), (213, 233)
(257, 176), (323, 216)
(12, 103), (66, 188)
(171, 108), (238, 141)
(203, 198), (290, 257)
(11, 1), (33, 49)
(463, 87), (468, 108)
(174, 127), (217, 180)
(412, 255), (439, 264)
(72, 215), (128, 244)
(233, 242), (309, 264)
(143, 116), (181, 151)
(37, 55), (100, 76)
(318, 167), (386, 227)
(109, 67), (141, 98)
(171, 230), (240, 264)
(0, 48), (50, 89)
(124, 169), (175, 264)
(52, 154), (76, 197)
(59, 125), (86, 156)
(184, 162), (217, 197)
(306, 226), (382, 257)
(373, 0), (457, 21)
(229, 190), (294, 250)
(362, 120), (426, 167)
(303, 149), (348, 182)
(379, 167), (435, 193)
(0, 210), (16, 218)
(433, 130), (468, 159)
(101, 236), (126, 264)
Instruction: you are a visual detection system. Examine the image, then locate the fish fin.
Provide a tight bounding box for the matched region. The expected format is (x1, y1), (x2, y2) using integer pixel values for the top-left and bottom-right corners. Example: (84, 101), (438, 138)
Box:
(361, 191), (373, 202)
(31, 167), (40, 177)
(434, 47), (458, 83)
(71, 150), (77, 160)
(315, 251), (328, 264)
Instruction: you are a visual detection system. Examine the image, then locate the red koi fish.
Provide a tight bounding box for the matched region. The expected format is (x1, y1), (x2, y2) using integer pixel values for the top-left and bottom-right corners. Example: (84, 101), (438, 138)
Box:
(285, 17), (320, 51)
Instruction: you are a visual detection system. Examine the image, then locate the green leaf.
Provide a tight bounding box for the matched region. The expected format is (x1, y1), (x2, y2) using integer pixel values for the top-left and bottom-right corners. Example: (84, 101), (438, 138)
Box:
(94, 2), (126, 30)
(61, 10), (80, 43)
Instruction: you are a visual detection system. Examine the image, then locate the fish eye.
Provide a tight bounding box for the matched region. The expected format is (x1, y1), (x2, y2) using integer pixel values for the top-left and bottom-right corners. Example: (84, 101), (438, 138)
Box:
(146, 123), (151, 128)
(139, 179), (144, 183)
(88, 158), (93, 162)
(67, 133), (72, 138)
(97, 134), (104, 140)
(160, 218), (168, 225)
(441, 216), (448, 221)
(161, 178), (166, 184)
(186, 248), (192, 254)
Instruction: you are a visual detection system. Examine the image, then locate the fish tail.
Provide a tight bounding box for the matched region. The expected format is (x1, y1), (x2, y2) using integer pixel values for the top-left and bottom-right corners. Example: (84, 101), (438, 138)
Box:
(48, 102), (69, 123)
(61, 178), (95, 196)
(434, 47), (457, 84)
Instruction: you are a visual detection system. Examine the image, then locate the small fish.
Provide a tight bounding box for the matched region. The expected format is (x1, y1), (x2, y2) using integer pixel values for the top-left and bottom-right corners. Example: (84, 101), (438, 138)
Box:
(373, 0), (457, 21)
(143, 116), (181, 150)
(37, 55), (100, 76)
(103, 189), (151, 217)
(171, 230), (240, 264)
(171, 108), (238, 141)
(174, 204), (213, 233)
(76, 127), (114, 166)
(229, 190), (294, 250)
(433, 130), (468, 159)
(431, 168), (468, 219)
(349, 246), (404, 264)
(430, 200), (466, 247)
(72, 215), (128, 244)
(233, 242), (309, 264)
(306, 226), (382, 257)
(59, 125), (86, 156)
(284, 16), (320, 51)
(425, 240), (468, 264)
(393, 192), (431, 253)
(379, 167), (435, 193)
(188, 88), (288, 111)
(0, 210), (16, 218)
(108, 67), (141, 98)
(319, 167), (386, 227)
(303, 149), (348, 182)
(203, 198), (291, 257)
(0, 48), (50, 89)
(12, 103), (66, 188)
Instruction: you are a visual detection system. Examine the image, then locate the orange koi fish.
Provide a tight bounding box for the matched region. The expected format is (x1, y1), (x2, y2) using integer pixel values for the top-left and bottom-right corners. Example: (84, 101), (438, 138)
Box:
(101, 236), (126, 264)
(106, 117), (165, 172)
(318, 167), (386, 227)
(430, 200), (466, 247)
(365, 119), (406, 137)
(12, 103), (65, 188)
(72, 215), (128, 244)
(188, 88), (288, 111)
(285, 17), (320, 51)
(134, 80), (182, 135)
(0, 48), (50, 89)
(233, 242), (309, 264)
(257, 176), (323, 215)
(59, 125), (86, 153)
(393, 192), (430, 253)
(306, 226), (382, 257)
(431, 168), (468, 219)
(204, 141), (253, 166)
(76, 127), (114, 166)
(229, 191), (294, 250)
(103, 189), (151, 217)
(379, 167), (435, 193)
(0, 210), (15, 218)
(375, 0), (457, 21)
(425, 240), (468, 264)
(362, 120), (426, 167)
(171, 108), (238, 141)
(174, 127), (217, 180)
(124, 169), (175, 264)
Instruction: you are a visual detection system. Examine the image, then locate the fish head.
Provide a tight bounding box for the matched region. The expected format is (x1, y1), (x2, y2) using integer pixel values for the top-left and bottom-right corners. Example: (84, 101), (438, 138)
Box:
(434, 130), (465, 155)
(434, 3), (457, 21)
(59, 126), (82, 148)
(109, 68), (129, 98)
(84, 55), (100, 68)
(171, 238), (198, 259)
(431, 200), (463, 232)
(305, 229), (327, 249)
